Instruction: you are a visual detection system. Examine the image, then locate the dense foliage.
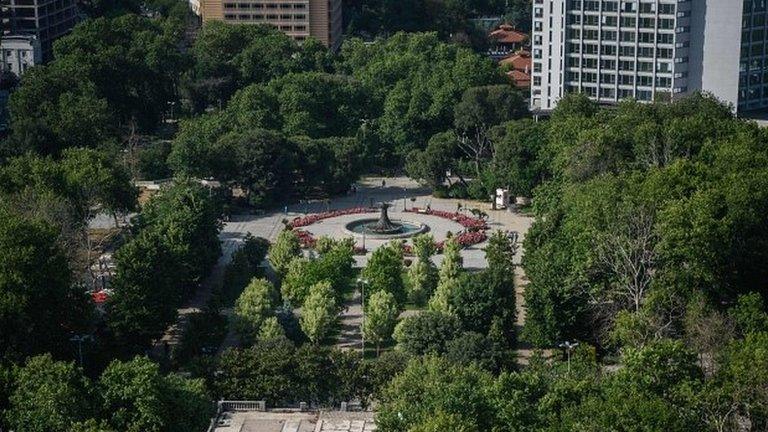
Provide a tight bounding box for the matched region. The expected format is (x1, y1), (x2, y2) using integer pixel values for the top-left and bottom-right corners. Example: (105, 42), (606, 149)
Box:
(107, 180), (222, 353)
(3, 355), (209, 432)
(521, 94), (768, 350)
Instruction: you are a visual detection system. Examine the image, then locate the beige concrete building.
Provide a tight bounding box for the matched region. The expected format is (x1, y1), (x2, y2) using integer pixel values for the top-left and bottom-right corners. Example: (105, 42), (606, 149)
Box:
(1, 0), (78, 61)
(200, 0), (343, 50)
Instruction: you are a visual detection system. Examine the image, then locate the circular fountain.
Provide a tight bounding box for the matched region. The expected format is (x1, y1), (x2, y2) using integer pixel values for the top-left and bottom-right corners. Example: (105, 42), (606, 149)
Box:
(344, 203), (428, 239)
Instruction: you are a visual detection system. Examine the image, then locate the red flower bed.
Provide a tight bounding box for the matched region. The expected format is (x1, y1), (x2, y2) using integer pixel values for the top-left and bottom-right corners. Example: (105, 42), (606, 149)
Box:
(455, 230), (487, 247)
(405, 208), (487, 230)
(294, 230), (316, 248)
(287, 207), (376, 229)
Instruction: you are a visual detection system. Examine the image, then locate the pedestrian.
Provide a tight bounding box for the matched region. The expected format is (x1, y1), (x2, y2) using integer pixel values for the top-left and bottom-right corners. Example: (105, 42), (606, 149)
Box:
(381, 179), (386, 188)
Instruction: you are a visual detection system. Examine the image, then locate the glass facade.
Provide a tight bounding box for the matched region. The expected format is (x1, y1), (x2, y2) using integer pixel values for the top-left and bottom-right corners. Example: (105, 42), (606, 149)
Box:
(740, 0), (768, 111)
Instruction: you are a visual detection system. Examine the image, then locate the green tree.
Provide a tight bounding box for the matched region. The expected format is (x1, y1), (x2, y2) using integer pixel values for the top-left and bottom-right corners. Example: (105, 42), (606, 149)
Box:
(220, 235), (270, 305)
(393, 311), (461, 356)
(300, 281), (338, 344)
(216, 339), (297, 404)
(214, 129), (298, 207)
(717, 332), (768, 426)
(444, 331), (496, 371)
(234, 278), (278, 343)
(4, 62), (115, 156)
(227, 72), (371, 139)
(107, 229), (183, 351)
(269, 229), (301, 278)
(59, 148), (137, 219)
(407, 234), (438, 305)
(294, 136), (363, 196)
(729, 292), (768, 336)
(363, 290), (400, 355)
(361, 241), (406, 306)
(410, 411), (479, 432)
(489, 119), (548, 196)
(429, 237), (462, 313)
(69, 419), (117, 432)
(338, 32), (501, 158)
(377, 356), (495, 432)
(5, 355), (92, 432)
(167, 113), (231, 179)
(280, 258), (313, 305)
(280, 240), (354, 305)
(484, 230), (518, 274)
(364, 350), (411, 401)
(405, 131), (458, 189)
(292, 346), (366, 405)
(136, 179), (222, 288)
(185, 22), (326, 110)
(451, 269), (515, 337)
(258, 316), (287, 341)
(0, 207), (89, 362)
(453, 85), (527, 177)
(99, 356), (210, 432)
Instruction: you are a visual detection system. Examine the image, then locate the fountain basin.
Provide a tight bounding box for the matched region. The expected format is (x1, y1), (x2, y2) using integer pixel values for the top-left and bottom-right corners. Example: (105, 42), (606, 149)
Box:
(343, 218), (428, 239)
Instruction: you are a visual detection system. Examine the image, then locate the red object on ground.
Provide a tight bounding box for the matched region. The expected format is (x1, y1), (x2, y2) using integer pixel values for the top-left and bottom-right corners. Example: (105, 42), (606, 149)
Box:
(91, 290), (109, 304)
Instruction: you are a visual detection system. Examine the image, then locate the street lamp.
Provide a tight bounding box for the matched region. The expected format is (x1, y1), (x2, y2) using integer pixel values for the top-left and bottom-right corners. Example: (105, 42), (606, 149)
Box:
(70, 334), (93, 368)
(357, 278), (370, 355)
(558, 341), (579, 374)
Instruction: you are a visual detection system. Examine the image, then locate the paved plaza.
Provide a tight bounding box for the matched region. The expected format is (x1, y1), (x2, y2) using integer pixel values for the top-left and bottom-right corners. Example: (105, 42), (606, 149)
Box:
(221, 176), (533, 270)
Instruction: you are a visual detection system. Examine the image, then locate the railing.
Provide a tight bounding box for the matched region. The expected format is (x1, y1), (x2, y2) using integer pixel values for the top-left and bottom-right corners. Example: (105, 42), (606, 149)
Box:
(219, 400), (267, 412)
(206, 400), (369, 431)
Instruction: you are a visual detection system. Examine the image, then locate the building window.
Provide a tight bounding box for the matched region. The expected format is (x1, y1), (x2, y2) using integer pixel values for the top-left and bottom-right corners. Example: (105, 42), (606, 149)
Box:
(637, 90), (652, 101)
(656, 77), (671, 88)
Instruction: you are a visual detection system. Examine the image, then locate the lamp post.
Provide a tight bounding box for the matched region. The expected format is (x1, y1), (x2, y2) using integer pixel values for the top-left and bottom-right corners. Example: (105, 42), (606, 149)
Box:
(357, 278), (369, 355)
(70, 334), (93, 368)
(403, 187), (407, 211)
(558, 341), (579, 374)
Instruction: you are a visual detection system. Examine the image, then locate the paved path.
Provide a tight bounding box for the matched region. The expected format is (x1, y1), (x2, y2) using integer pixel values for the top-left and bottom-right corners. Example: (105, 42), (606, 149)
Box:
(150, 219), (251, 359)
(337, 291), (364, 351)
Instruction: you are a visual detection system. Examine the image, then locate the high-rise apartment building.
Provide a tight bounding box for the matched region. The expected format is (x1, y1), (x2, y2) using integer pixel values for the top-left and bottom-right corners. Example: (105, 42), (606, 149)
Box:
(200, 0), (343, 50)
(1, 0), (78, 61)
(531, 0), (768, 114)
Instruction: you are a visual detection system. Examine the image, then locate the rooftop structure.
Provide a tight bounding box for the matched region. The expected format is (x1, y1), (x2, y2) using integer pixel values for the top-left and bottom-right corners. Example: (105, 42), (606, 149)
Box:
(199, 0), (343, 50)
(500, 49), (532, 89)
(489, 24), (529, 59)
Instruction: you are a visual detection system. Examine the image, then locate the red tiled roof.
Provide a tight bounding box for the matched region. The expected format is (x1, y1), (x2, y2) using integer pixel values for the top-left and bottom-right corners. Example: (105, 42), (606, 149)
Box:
(500, 50), (532, 71)
(489, 25), (528, 44)
(506, 69), (531, 88)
